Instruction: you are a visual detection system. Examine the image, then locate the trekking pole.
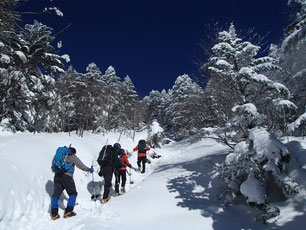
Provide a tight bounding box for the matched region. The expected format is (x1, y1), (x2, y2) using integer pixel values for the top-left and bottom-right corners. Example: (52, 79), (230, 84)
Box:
(128, 167), (134, 188)
(91, 163), (97, 208)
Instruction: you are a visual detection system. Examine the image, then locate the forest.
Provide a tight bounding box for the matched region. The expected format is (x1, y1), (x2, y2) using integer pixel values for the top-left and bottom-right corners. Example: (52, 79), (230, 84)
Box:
(1, 0), (306, 223)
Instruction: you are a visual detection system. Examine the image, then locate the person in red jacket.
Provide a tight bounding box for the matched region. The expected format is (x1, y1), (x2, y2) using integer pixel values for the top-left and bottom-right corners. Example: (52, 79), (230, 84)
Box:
(133, 139), (150, 173)
(115, 149), (132, 195)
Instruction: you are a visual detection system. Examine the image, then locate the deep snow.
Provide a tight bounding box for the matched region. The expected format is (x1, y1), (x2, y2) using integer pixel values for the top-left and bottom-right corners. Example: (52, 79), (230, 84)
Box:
(0, 130), (306, 230)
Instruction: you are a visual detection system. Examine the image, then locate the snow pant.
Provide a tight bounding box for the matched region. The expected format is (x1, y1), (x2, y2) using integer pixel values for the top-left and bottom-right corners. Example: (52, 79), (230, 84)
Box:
(115, 170), (127, 193)
(101, 165), (114, 199)
(51, 174), (78, 216)
(137, 156), (146, 173)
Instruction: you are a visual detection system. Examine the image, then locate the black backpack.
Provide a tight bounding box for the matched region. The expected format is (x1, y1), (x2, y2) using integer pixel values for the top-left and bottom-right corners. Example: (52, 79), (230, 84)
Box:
(97, 145), (114, 167)
(118, 151), (125, 168)
(138, 140), (147, 153)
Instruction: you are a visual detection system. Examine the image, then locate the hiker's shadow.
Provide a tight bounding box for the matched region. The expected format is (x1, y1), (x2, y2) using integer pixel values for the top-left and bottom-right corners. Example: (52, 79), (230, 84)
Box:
(45, 180), (68, 214)
(87, 179), (104, 200)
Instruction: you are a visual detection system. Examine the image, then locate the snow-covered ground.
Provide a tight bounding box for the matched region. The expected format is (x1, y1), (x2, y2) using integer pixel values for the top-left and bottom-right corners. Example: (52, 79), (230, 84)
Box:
(0, 130), (306, 230)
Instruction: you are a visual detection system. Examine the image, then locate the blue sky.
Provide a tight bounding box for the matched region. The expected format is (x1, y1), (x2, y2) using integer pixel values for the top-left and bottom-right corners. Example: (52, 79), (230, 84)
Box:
(20, 0), (290, 97)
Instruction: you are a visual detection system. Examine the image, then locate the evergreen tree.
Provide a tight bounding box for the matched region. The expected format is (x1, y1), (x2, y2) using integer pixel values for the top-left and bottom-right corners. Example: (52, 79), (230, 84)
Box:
(103, 66), (123, 130)
(207, 23), (295, 137)
(84, 62), (104, 132)
(168, 74), (205, 140)
(207, 24), (299, 221)
(121, 75), (141, 134)
(270, 0), (306, 117)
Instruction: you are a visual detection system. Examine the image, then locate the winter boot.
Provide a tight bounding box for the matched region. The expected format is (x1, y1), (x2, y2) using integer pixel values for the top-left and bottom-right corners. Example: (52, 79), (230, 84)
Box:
(115, 192), (120, 196)
(64, 211), (77, 219)
(120, 187), (126, 194)
(102, 196), (111, 204)
(51, 214), (60, 220)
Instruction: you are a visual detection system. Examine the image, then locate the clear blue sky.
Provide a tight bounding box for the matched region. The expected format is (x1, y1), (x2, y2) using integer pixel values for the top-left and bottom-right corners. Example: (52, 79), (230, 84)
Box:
(20, 0), (290, 97)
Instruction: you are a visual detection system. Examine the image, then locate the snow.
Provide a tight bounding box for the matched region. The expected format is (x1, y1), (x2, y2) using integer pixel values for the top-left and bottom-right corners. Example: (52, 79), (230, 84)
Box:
(288, 111), (306, 133)
(1, 54), (11, 64)
(215, 59), (233, 68)
(61, 54), (70, 63)
(249, 127), (288, 159)
(1, 130), (306, 230)
(57, 41), (62, 49)
(15, 51), (27, 63)
(232, 103), (258, 116)
(148, 120), (164, 137)
(240, 173), (265, 204)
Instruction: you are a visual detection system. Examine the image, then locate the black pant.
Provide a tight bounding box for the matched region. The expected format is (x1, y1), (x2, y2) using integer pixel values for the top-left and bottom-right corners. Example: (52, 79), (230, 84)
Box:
(115, 170), (127, 193)
(101, 165), (113, 199)
(51, 174), (78, 215)
(137, 156), (146, 173)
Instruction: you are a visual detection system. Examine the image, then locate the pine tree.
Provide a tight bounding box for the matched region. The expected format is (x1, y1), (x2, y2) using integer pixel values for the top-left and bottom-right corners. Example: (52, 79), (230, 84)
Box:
(168, 74), (205, 140)
(207, 24), (299, 221)
(270, 0), (306, 117)
(103, 66), (124, 130)
(207, 23), (295, 138)
(0, 3), (66, 132)
(121, 75), (141, 135)
(84, 62), (104, 132)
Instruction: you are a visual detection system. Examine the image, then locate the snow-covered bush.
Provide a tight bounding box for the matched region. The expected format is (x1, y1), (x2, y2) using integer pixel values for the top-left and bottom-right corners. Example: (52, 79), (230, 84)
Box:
(288, 108), (306, 136)
(218, 127), (300, 222)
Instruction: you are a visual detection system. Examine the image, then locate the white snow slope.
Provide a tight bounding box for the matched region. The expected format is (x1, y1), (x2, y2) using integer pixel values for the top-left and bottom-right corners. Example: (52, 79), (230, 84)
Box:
(0, 130), (306, 230)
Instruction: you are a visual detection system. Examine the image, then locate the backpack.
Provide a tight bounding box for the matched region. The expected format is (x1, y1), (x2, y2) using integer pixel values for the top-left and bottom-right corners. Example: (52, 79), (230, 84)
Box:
(97, 145), (114, 167)
(51, 146), (74, 176)
(118, 151), (125, 168)
(138, 139), (147, 153)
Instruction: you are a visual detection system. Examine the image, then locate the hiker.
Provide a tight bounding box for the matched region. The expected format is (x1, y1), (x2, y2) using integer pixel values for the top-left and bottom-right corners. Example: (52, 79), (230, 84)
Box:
(51, 147), (94, 220)
(115, 148), (132, 195)
(97, 143), (119, 203)
(133, 139), (151, 173)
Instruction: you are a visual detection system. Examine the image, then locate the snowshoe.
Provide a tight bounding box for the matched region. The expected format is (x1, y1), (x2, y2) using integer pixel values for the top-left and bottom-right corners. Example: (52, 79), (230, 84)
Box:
(51, 214), (60, 220)
(91, 194), (101, 201)
(64, 211), (77, 219)
(120, 187), (126, 194)
(102, 196), (111, 204)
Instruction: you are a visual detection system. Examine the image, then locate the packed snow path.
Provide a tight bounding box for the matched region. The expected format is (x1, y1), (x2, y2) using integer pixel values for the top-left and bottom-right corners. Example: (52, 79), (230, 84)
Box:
(1, 132), (306, 230)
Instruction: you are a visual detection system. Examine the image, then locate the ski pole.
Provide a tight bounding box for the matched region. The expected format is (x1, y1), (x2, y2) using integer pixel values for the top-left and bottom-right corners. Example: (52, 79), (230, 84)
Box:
(91, 164), (97, 207)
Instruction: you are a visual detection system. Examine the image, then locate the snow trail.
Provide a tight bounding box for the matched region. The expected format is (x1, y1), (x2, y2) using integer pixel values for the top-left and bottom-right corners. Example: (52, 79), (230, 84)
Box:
(1, 133), (306, 230)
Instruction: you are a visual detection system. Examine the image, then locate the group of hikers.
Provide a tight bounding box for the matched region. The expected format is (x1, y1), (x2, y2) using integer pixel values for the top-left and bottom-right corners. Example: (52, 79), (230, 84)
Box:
(50, 139), (151, 220)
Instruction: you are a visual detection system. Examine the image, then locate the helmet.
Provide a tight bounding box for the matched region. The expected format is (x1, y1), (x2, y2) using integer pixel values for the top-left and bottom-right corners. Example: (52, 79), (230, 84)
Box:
(113, 143), (121, 150)
(69, 147), (76, 155)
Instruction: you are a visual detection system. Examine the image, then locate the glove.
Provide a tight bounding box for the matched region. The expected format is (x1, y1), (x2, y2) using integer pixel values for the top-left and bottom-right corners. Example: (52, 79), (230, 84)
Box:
(89, 167), (94, 173)
(98, 169), (103, 177)
(128, 164), (132, 168)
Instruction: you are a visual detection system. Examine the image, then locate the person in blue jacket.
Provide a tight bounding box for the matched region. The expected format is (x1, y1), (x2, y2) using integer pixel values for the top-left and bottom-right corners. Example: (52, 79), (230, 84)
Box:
(51, 147), (94, 220)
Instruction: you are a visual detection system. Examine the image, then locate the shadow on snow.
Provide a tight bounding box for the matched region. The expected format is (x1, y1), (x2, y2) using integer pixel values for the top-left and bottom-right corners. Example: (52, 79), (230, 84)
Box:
(163, 141), (306, 230)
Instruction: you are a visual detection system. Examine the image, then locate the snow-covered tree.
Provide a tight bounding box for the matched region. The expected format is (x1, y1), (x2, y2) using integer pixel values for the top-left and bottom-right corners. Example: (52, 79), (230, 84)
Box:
(0, 2), (67, 133)
(219, 127), (300, 223)
(270, 0), (306, 117)
(206, 24), (299, 221)
(84, 62), (105, 132)
(143, 90), (164, 123)
(288, 107), (306, 136)
(121, 75), (141, 135)
(51, 66), (78, 133)
(168, 74), (205, 140)
(207, 23), (295, 139)
(103, 66), (124, 130)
